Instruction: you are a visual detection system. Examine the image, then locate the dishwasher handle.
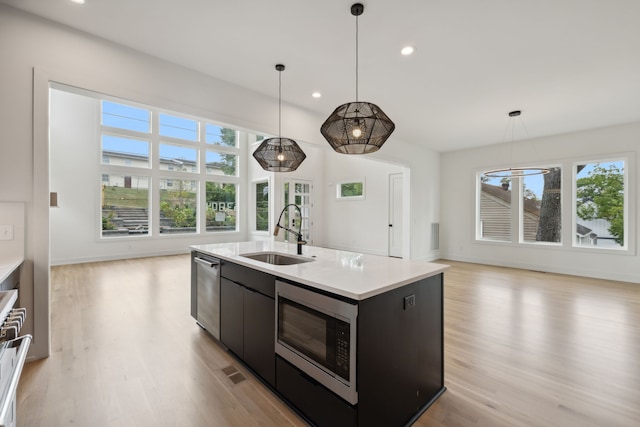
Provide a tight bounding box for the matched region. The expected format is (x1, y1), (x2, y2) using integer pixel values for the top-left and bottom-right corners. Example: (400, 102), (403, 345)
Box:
(194, 257), (220, 269)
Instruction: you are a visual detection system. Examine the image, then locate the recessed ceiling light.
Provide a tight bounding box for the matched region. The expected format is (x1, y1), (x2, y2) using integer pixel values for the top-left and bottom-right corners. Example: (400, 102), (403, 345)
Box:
(312, 92), (322, 98)
(401, 46), (414, 56)
(71, 0), (85, 4)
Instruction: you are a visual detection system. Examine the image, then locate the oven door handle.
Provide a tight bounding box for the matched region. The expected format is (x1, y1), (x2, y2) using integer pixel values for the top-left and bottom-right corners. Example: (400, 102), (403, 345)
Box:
(0, 334), (32, 427)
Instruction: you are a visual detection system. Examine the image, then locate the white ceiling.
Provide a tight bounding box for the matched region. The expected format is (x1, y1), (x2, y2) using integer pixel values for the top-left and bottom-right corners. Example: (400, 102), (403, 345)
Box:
(4, 0), (640, 152)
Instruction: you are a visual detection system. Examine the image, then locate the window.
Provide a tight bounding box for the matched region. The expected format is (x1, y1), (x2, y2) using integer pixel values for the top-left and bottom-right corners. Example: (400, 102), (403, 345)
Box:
(521, 167), (562, 244)
(255, 181), (269, 232)
(102, 100), (150, 133)
(206, 124), (237, 147)
(574, 160), (626, 249)
(206, 182), (237, 232)
(159, 143), (197, 172)
(101, 135), (150, 168)
(477, 175), (512, 241)
(159, 113), (198, 141)
(101, 174), (149, 236)
(476, 157), (631, 252)
(478, 167), (562, 243)
(159, 178), (197, 234)
(99, 97), (241, 238)
(206, 149), (237, 176)
(337, 179), (365, 200)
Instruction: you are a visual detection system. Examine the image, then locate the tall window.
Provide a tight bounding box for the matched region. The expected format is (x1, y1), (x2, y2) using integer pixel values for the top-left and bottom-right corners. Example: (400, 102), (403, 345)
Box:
(521, 167), (562, 244)
(574, 160), (626, 249)
(206, 182), (237, 232)
(100, 100), (241, 237)
(255, 181), (269, 232)
(477, 175), (512, 242)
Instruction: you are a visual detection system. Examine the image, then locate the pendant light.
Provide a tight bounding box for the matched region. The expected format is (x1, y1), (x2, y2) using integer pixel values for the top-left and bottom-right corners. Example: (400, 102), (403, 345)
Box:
(482, 110), (550, 178)
(253, 64), (306, 172)
(320, 3), (395, 154)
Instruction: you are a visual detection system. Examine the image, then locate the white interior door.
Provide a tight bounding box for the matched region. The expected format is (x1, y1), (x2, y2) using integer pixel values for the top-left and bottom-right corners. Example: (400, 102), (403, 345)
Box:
(282, 180), (313, 245)
(388, 173), (403, 258)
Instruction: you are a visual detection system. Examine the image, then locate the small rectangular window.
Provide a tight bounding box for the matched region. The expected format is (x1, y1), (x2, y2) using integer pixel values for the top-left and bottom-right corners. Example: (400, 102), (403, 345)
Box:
(206, 150), (237, 176)
(102, 135), (150, 168)
(206, 124), (237, 147)
(159, 143), (198, 173)
(159, 113), (198, 141)
(206, 182), (237, 232)
(101, 101), (150, 133)
(337, 180), (365, 200)
(575, 160), (625, 249)
(101, 175), (149, 237)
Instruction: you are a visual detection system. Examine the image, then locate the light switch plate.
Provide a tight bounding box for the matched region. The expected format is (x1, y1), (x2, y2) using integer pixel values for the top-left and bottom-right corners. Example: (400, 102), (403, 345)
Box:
(0, 225), (14, 241)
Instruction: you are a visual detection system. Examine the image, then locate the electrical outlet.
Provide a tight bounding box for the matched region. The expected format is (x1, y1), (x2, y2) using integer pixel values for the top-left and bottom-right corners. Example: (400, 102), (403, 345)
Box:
(403, 294), (415, 310)
(0, 225), (13, 241)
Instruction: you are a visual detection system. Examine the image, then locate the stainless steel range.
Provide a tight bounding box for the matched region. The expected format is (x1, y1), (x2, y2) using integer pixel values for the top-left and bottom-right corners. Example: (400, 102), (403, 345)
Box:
(0, 289), (31, 427)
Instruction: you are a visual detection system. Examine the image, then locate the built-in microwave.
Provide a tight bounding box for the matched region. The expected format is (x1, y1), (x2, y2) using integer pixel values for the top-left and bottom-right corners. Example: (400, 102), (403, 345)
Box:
(275, 280), (358, 405)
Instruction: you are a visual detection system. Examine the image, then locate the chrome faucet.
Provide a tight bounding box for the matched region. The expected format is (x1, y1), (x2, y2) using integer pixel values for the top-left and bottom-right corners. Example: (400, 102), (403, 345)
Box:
(273, 204), (307, 255)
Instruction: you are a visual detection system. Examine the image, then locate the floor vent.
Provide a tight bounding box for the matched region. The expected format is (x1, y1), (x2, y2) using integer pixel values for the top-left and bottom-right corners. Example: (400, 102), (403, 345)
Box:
(222, 365), (246, 384)
(431, 223), (440, 250)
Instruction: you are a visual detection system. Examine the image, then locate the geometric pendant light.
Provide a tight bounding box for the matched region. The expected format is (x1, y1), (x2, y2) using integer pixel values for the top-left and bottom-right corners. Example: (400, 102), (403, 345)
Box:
(253, 64), (306, 172)
(320, 3), (395, 154)
(482, 110), (550, 178)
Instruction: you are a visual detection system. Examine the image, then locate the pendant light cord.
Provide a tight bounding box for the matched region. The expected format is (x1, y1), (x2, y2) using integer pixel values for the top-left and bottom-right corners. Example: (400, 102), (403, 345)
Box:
(278, 69), (282, 138)
(355, 13), (359, 102)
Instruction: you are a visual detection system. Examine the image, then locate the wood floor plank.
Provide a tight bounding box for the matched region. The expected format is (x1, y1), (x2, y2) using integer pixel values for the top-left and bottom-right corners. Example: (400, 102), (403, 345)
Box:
(17, 256), (640, 426)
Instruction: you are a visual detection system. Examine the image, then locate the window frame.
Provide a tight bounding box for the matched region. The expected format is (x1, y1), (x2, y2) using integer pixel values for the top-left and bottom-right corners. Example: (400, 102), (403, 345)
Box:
(336, 178), (366, 200)
(474, 155), (634, 255)
(571, 155), (631, 253)
(99, 96), (242, 239)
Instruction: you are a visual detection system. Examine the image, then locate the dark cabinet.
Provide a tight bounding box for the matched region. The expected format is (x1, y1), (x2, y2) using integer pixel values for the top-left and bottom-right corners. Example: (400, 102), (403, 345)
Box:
(220, 278), (244, 357)
(220, 262), (276, 387)
(277, 357), (356, 427)
(357, 274), (444, 426)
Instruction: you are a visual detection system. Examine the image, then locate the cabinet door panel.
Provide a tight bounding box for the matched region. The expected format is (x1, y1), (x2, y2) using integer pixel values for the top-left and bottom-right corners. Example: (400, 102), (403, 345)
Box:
(243, 288), (275, 387)
(220, 278), (244, 357)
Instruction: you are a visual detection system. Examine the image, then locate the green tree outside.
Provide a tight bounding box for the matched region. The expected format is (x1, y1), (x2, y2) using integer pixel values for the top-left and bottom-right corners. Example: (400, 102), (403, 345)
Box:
(576, 164), (624, 245)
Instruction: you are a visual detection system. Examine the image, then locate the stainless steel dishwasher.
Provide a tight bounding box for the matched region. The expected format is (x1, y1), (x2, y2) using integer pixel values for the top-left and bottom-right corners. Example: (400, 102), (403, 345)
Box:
(191, 253), (221, 340)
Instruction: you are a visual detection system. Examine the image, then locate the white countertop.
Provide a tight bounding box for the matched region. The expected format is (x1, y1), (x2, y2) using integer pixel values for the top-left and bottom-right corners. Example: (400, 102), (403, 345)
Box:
(191, 241), (448, 300)
(0, 256), (23, 284)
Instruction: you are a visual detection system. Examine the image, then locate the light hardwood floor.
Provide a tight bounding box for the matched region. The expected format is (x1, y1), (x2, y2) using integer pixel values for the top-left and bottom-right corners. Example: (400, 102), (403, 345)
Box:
(17, 256), (640, 426)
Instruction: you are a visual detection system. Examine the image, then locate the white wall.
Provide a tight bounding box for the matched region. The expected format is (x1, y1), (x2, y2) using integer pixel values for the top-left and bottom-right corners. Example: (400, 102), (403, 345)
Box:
(1, 5), (442, 358)
(441, 122), (640, 284)
(322, 152), (404, 256)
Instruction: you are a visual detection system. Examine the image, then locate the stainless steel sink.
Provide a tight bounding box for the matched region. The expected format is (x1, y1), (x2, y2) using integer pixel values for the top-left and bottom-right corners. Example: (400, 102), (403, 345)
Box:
(240, 252), (314, 265)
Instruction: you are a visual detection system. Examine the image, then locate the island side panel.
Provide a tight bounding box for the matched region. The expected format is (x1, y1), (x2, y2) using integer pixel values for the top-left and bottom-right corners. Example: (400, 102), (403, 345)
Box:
(357, 281), (420, 427)
(357, 273), (445, 426)
(417, 273), (444, 408)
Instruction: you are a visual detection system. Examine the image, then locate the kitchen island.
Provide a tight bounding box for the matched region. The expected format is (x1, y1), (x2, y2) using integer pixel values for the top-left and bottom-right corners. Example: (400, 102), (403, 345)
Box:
(191, 241), (448, 427)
